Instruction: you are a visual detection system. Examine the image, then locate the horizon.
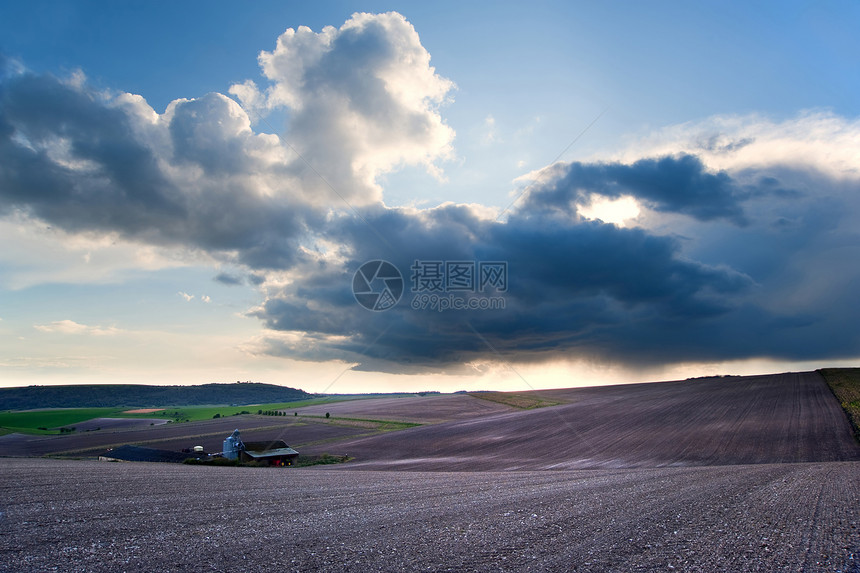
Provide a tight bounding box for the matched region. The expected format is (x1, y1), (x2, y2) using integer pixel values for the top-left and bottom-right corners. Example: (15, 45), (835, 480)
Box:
(2, 2), (859, 394)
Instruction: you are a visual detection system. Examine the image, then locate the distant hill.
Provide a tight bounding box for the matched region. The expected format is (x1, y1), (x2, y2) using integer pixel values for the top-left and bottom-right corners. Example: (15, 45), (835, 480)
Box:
(0, 383), (314, 411)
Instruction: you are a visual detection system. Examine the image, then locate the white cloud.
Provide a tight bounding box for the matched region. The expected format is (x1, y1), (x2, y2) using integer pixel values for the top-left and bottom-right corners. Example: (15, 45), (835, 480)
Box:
(612, 110), (860, 180)
(232, 11), (456, 200)
(0, 217), (203, 289)
(34, 319), (121, 336)
(577, 194), (641, 227)
(178, 291), (195, 302)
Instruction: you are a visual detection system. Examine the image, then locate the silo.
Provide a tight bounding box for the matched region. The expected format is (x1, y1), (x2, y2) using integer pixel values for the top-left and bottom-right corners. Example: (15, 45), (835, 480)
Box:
(223, 429), (243, 460)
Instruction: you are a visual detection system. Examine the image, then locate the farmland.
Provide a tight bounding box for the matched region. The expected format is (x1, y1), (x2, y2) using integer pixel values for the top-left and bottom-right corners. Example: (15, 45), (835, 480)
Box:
(298, 371), (860, 470)
(820, 367), (860, 441)
(1, 458), (857, 572)
(1, 370), (859, 571)
(0, 395), (408, 435)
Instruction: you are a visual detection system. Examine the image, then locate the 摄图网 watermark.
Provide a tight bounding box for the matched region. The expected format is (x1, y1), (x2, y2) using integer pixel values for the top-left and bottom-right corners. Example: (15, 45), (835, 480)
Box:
(352, 259), (507, 312)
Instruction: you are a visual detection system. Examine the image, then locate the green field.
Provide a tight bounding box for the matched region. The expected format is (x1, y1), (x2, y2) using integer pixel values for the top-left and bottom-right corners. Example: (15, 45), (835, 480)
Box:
(819, 367), (860, 441)
(469, 391), (561, 410)
(0, 408), (120, 434)
(0, 394), (417, 435)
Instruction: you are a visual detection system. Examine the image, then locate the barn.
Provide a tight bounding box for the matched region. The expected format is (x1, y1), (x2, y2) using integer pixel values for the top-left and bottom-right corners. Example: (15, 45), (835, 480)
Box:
(223, 429), (299, 466)
(239, 440), (300, 466)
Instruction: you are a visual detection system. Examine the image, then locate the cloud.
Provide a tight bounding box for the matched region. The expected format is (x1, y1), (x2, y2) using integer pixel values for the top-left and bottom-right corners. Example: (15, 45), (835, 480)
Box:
(214, 272), (244, 286)
(34, 320), (120, 336)
(249, 202), (755, 372)
(0, 12), (455, 272)
(0, 215), (202, 289)
(178, 292), (194, 302)
(0, 69), (314, 271)
(230, 11), (456, 197)
(3, 15), (860, 377)
(520, 154), (748, 224)
(614, 110), (860, 180)
(246, 113), (860, 373)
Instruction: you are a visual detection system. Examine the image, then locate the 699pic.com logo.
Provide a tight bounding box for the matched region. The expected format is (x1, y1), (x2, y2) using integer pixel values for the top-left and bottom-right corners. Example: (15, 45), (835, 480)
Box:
(353, 259), (508, 312)
(352, 260), (404, 312)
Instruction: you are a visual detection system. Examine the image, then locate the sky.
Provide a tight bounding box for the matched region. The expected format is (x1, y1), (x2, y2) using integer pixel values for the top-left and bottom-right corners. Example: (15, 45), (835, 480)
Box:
(1, 1), (859, 393)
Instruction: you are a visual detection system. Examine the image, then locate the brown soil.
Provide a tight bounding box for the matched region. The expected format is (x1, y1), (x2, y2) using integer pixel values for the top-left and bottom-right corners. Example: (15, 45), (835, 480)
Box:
(303, 371), (860, 470)
(1, 458), (857, 572)
(1, 371), (859, 571)
(292, 393), (516, 422)
(3, 371), (858, 472)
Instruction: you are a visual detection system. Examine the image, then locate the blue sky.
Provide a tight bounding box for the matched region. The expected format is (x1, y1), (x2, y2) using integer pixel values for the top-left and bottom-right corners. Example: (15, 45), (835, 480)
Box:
(1, 1), (859, 392)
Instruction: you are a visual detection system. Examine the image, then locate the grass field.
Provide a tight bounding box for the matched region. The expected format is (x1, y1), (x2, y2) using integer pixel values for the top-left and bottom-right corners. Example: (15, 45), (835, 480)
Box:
(301, 414), (421, 432)
(0, 408), (120, 434)
(0, 395), (404, 435)
(468, 391), (561, 409)
(819, 367), (860, 441)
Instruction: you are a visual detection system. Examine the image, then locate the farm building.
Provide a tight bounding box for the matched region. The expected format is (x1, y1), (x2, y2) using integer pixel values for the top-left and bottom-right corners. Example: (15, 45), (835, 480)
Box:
(222, 429), (299, 466)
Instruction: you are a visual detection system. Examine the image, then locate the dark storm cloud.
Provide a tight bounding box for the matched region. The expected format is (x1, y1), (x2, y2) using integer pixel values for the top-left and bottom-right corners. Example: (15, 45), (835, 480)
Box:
(249, 143), (860, 372)
(524, 154), (748, 224)
(250, 203), (760, 371)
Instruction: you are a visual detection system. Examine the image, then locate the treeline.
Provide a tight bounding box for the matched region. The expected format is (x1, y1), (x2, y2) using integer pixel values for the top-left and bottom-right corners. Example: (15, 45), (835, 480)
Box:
(0, 383), (314, 410)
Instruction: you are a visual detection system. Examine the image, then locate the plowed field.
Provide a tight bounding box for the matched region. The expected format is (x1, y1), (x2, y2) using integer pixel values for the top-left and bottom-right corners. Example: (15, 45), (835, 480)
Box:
(2, 371), (859, 571)
(304, 371), (860, 470)
(1, 458), (858, 572)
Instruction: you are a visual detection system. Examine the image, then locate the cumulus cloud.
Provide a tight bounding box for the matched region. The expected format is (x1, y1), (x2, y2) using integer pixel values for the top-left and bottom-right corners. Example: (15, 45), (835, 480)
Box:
(178, 292), (194, 302)
(230, 11), (455, 197)
(0, 70), (315, 271)
(0, 12), (455, 272)
(3, 14), (860, 377)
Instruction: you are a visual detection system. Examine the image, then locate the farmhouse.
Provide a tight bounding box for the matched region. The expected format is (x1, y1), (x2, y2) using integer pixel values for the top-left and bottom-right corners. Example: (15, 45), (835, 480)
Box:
(222, 429), (299, 466)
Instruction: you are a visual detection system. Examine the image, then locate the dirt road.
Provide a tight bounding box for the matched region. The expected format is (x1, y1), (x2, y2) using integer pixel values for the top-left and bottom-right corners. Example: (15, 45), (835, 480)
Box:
(1, 458), (858, 572)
